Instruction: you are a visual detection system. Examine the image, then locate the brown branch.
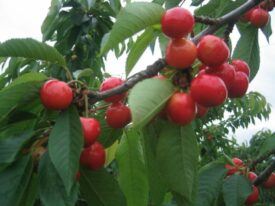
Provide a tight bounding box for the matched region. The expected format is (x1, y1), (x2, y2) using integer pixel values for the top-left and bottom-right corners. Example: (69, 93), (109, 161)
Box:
(223, 22), (235, 46)
(195, 16), (220, 25)
(87, 59), (166, 104)
(253, 160), (275, 186)
(249, 149), (275, 170)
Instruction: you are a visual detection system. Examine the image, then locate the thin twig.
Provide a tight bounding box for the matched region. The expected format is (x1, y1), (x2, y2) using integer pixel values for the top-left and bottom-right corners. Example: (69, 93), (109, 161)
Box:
(249, 149), (275, 170)
(253, 160), (275, 186)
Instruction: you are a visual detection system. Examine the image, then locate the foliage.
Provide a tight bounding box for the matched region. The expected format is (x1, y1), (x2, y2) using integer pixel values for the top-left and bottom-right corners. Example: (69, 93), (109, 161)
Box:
(0, 0), (274, 206)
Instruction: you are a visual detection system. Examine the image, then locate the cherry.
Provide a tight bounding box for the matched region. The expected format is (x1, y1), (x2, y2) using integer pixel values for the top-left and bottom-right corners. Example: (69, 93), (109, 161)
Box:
(105, 102), (131, 128)
(245, 186), (259, 205)
(241, 8), (255, 22)
(80, 117), (101, 147)
(228, 72), (249, 98)
(165, 38), (197, 69)
(161, 7), (194, 38)
(247, 172), (258, 183)
(263, 172), (275, 189)
(231, 59), (250, 77)
(40, 79), (73, 110)
(249, 7), (269, 28)
(196, 104), (208, 118)
(207, 63), (236, 90)
(225, 158), (244, 176)
(197, 35), (229, 66)
(80, 142), (105, 170)
(99, 77), (126, 103)
(166, 92), (196, 125)
(190, 74), (228, 107)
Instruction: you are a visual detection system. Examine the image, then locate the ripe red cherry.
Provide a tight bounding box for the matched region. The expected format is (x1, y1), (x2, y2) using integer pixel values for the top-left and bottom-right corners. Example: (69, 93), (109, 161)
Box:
(231, 59), (250, 77)
(228, 72), (249, 98)
(197, 35), (229, 66)
(99, 77), (125, 103)
(80, 142), (105, 170)
(161, 7), (194, 38)
(249, 7), (269, 28)
(196, 104), (208, 118)
(40, 80), (73, 110)
(80, 117), (101, 147)
(241, 8), (255, 22)
(165, 38), (197, 69)
(247, 172), (258, 183)
(263, 172), (275, 188)
(245, 186), (259, 205)
(225, 158), (244, 176)
(207, 63), (236, 90)
(105, 102), (131, 128)
(190, 74), (228, 107)
(166, 92), (196, 125)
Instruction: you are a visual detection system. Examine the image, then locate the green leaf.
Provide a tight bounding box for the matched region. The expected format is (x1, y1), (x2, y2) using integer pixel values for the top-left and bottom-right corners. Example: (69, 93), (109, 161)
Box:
(129, 79), (174, 128)
(101, 2), (164, 54)
(0, 72), (47, 121)
(80, 167), (126, 206)
(0, 155), (33, 206)
(142, 122), (167, 206)
(165, 0), (182, 9)
(195, 162), (227, 206)
(222, 174), (252, 206)
(116, 128), (149, 206)
(126, 28), (156, 76)
(191, 0), (205, 6)
(0, 38), (66, 66)
(0, 119), (36, 169)
(258, 133), (275, 155)
(39, 152), (79, 206)
(233, 23), (260, 81)
(41, 0), (61, 41)
(261, 14), (272, 43)
(48, 105), (83, 195)
(20, 174), (38, 206)
(156, 123), (199, 204)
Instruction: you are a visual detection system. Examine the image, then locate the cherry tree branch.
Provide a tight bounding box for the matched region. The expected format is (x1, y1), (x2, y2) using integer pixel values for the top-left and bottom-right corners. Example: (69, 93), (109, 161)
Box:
(87, 0), (264, 104)
(249, 149), (275, 170)
(253, 160), (275, 186)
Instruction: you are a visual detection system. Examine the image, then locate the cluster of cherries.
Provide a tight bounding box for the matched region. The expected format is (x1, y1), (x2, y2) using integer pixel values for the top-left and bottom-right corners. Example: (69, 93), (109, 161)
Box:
(39, 77), (131, 175)
(242, 0), (275, 27)
(161, 7), (250, 125)
(225, 158), (275, 205)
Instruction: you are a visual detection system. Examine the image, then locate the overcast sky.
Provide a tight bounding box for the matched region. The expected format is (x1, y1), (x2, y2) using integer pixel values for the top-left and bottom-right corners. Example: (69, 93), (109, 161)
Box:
(0, 0), (274, 143)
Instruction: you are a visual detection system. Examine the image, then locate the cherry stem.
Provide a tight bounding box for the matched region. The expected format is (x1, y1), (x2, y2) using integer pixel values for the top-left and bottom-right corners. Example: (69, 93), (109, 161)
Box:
(89, 104), (110, 113)
(63, 66), (74, 81)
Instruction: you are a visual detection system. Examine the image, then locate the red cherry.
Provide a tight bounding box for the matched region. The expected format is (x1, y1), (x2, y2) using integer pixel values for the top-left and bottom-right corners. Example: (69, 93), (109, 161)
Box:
(207, 63), (236, 90)
(196, 104), (208, 118)
(80, 142), (105, 170)
(80, 117), (101, 147)
(231, 59), (250, 77)
(166, 92), (196, 125)
(245, 186), (259, 205)
(105, 102), (131, 128)
(190, 74), (228, 107)
(249, 7), (269, 28)
(197, 35), (229, 66)
(99, 77), (125, 103)
(247, 172), (258, 183)
(241, 8), (255, 22)
(263, 172), (275, 189)
(40, 80), (73, 110)
(225, 158), (244, 176)
(228, 72), (249, 98)
(161, 7), (194, 38)
(165, 38), (197, 69)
